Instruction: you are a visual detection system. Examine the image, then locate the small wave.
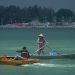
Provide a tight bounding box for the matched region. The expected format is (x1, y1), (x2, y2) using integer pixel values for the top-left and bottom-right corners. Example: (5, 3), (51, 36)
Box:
(21, 63), (75, 68)
(21, 64), (32, 67)
(33, 63), (75, 67)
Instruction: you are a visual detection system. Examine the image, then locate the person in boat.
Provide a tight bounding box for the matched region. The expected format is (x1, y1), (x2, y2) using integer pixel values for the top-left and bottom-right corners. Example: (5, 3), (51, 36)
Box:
(36, 33), (47, 55)
(14, 55), (24, 60)
(15, 46), (30, 59)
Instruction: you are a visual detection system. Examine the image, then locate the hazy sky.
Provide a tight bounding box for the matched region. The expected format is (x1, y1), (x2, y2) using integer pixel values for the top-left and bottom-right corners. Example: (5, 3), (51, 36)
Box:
(0, 0), (74, 11)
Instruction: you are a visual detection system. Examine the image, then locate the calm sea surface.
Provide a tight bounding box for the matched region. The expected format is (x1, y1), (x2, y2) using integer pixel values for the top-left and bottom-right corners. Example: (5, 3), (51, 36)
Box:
(0, 28), (75, 75)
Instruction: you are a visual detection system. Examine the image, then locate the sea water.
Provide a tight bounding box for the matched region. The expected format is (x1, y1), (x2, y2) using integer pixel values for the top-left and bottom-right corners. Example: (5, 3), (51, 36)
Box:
(0, 28), (75, 75)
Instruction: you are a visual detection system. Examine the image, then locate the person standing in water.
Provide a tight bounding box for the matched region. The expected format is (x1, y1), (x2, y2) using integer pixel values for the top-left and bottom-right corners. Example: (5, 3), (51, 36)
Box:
(36, 33), (47, 55)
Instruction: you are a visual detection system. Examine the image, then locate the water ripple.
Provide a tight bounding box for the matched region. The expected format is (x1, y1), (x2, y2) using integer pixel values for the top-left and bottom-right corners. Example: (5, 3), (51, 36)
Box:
(21, 63), (75, 68)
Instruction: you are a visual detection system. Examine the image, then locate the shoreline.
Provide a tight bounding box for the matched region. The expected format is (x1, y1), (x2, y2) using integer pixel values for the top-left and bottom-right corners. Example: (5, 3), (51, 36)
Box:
(0, 26), (75, 29)
(0, 23), (75, 28)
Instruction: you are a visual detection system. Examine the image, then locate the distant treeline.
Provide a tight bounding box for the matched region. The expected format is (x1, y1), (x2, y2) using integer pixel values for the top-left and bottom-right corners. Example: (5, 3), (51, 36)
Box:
(0, 5), (75, 25)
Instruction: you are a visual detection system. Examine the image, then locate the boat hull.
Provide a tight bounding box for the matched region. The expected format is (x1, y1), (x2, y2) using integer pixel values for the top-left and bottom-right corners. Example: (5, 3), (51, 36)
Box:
(30, 54), (75, 59)
(0, 53), (75, 62)
(0, 58), (39, 65)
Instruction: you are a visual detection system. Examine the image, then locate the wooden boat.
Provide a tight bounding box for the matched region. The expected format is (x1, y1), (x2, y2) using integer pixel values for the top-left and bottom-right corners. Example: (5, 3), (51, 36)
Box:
(0, 56), (39, 66)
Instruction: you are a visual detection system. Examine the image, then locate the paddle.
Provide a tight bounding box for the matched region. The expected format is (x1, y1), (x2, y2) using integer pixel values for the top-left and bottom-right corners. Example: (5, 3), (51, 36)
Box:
(42, 39), (52, 50)
(46, 44), (52, 50)
(33, 43), (47, 54)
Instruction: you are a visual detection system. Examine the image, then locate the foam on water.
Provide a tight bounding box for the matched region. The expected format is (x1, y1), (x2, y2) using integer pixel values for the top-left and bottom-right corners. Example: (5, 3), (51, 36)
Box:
(21, 63), (75, 68)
